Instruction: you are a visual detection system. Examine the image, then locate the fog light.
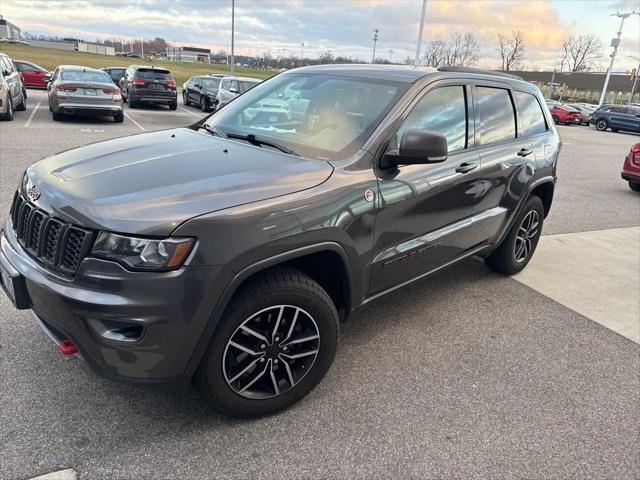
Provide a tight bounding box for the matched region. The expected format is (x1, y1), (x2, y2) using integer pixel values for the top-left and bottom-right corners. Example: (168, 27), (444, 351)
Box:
(87, 318), (144, 342)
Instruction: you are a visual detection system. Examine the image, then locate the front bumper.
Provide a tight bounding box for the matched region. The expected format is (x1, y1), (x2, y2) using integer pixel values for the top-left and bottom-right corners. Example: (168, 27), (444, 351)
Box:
(0, 221), (232, 392)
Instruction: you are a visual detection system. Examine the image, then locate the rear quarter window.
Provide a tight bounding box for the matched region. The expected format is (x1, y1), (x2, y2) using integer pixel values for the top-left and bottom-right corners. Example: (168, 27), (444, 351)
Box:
(515, 91), (547, 137)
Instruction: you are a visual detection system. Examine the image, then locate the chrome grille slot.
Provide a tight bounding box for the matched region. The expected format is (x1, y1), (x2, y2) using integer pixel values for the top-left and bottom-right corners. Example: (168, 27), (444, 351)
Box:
(9, 192), (94, 275)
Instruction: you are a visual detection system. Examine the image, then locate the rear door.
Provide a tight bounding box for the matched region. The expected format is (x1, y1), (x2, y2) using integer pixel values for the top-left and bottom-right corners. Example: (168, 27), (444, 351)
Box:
(469, 83), (536, 242)
(609, 106), (639, 131)
(190, 77), (202, 102)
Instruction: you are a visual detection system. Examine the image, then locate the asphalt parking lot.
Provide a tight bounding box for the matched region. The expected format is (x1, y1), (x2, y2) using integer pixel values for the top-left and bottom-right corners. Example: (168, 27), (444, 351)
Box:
(1, 89), (639, 480)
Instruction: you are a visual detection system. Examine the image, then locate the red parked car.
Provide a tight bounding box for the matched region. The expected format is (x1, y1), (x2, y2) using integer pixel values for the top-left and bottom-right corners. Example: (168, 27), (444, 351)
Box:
(548, 105), (581, 125)
(622, 143), (640, 192)
(13, 60), (49, 88)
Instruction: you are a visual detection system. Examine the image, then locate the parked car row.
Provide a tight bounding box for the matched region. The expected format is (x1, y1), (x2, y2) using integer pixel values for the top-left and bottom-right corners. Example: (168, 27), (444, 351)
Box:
(544, 98), (640, 134)
(182, 74), (261, 111)
(0, 51), (27, 120)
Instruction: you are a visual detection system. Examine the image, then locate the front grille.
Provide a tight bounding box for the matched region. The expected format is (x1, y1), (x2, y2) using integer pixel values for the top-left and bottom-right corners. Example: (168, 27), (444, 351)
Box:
(9, 192), (94, 275)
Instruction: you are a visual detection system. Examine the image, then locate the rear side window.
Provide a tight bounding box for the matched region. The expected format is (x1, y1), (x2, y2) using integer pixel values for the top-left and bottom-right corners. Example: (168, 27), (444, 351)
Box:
(398, 85), (467, 153)
(136, 69), (172, 80)
(515, 91), (547, 137)
(475, 87), (516, 145)
(610, 106), (628, 114)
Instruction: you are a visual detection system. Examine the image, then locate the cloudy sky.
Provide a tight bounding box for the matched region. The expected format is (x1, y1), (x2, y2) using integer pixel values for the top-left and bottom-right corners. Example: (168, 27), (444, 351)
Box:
(1, 0), (639, 71)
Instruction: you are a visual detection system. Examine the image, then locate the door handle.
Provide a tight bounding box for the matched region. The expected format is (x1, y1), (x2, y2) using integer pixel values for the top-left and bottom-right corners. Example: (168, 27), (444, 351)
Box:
(455, 162), (478, 174)
(517, 148), (533, 157)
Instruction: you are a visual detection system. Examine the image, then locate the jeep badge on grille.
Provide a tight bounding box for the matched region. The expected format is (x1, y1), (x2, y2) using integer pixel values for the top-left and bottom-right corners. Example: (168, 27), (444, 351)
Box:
(26, 185), (41, 202)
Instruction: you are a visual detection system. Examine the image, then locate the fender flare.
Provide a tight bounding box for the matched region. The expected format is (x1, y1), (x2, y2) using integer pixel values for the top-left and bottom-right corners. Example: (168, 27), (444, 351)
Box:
(183, 241), (357, 379)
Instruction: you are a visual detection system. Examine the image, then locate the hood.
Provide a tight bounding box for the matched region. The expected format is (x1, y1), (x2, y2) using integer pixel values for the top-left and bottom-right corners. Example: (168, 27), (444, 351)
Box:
(25, 128), (333, 235)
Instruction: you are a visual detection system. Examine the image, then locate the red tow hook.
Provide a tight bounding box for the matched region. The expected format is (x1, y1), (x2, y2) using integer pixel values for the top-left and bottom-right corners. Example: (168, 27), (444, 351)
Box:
(59, 339), (78, 356)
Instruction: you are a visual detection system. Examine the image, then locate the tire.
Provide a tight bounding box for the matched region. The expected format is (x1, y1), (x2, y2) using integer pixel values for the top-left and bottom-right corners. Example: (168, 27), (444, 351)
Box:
(121, 89), (127, 103)
(200, 96), (208, 112)
(484, 195), (545, 276)
(196, 268), (339, 418)
(1, 97), (13, 121)
(129, 97), (137, 108)
(114, 111), (124, 123)
(552, 115), (559, 125)
(52, 110), (63, 121)
(595, 119), (608, 131)
(629, 183), (640, 192)
(183, 91), (190, 106)
(15, 90), (27, 111)
(169, 100), (177, 110)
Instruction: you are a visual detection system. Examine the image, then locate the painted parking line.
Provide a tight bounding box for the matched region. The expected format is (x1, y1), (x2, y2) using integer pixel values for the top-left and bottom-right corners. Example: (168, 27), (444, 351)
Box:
(123, 111), (146, 131)
(24, 101), (41, 127)
(28, 469), (77, 480)
(178, 105), (205, 117)
(514, 227), (640, 343)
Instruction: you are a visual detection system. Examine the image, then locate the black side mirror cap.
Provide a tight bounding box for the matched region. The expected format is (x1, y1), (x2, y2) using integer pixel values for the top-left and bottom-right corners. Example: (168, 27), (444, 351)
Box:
(381, 129), (448, 169)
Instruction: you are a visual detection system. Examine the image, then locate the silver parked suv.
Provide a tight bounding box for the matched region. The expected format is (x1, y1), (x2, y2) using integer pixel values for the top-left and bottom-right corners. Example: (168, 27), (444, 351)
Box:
(215, 75), (260, 108)
(0, 51), (27, 120)
(46, 65), (123, 122)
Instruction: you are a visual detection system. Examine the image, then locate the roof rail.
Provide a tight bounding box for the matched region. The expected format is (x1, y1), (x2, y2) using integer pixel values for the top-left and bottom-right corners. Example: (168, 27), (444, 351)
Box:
(437, 66), (523, 81)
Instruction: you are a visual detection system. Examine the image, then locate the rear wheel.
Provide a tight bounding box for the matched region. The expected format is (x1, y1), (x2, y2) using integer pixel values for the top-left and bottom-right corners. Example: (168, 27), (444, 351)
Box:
(15, 90), (27, 111)
(629, 182), (640, 192)
(485, 195), (544, 275)
(52, 110), (63, 121)
(196, 268), (339, 418)
(595, 119), (608, 131)
(114, 111), (124, 123)
(183, 91), (190, 106)
(200, 96), (208, 112)
(169, 100), (178, 110)
(129, 97), (137, 108)
(1, 97), (13, 120)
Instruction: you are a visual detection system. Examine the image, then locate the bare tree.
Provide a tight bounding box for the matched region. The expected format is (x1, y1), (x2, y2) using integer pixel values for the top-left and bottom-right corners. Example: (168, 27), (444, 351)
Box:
(423, 39), (447, 67)
(497, 31), (525, 71)
(560, 34), (603, 72)
(423, 33), (479, 68)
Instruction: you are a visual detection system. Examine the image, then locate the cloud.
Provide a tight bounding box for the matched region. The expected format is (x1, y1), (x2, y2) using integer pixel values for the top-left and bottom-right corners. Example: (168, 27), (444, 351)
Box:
(1, 0), (637, 70)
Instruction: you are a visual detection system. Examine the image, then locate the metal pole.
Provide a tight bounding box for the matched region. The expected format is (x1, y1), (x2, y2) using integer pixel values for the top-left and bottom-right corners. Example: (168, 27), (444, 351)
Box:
(230, 0), (235, 74)
(141, 38), (144, 59)
(550, 68), (556, 99)
(372, 29), (379, 63)
(629, 62), (639, 105)
(301, 42), (304, 65)
(414, 0), (427, 66)
(598, 11), (638, 107)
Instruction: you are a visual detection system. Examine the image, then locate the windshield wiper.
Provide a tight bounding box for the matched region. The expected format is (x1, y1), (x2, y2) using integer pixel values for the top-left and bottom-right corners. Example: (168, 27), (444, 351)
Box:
(226, 133), (299, 156)
(199, 124), (227, 138)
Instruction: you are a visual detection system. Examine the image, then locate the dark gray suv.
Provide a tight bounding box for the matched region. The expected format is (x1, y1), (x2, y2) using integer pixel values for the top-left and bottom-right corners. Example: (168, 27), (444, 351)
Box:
(0, 65), (560, 417)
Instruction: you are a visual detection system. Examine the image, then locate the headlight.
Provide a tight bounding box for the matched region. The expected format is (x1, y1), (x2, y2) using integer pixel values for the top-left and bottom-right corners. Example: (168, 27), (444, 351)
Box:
(92, 232), (194, 271)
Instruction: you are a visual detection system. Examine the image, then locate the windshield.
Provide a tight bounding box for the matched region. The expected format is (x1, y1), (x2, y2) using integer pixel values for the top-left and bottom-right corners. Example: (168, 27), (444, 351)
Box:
(202, 78), (220, 90)
(61, 70), (112, 83)
(204, 73), (407, 160)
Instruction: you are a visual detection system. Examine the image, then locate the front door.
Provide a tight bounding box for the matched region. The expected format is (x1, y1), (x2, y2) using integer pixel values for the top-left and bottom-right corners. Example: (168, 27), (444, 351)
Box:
(370, 82), (482, 295)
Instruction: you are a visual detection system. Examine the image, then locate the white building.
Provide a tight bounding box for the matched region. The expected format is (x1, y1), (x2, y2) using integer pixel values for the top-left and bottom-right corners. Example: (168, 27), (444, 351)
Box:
(0, 16), (21, 41)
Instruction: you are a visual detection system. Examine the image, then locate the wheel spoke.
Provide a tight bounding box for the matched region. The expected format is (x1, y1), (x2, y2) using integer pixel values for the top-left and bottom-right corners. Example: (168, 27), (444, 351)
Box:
(271, 306), (285, 343)
(280, 355), (296, 386)
(515, 241), (526, 261)
(281, 350), (318, 360)
(238, 361), (269, 394)
(283, 308), (300, 343)
(228, 341), (260, 356)
(269, 361), (280, 395)
(282, 334), (319, 347)
(240, 324), (269, 343)
(228, 355), (265, 383)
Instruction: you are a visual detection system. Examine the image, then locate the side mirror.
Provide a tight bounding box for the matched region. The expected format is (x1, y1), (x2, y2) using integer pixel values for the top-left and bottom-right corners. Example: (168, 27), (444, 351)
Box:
(43, 73), (52, 83)
(229, 87), (239, 94)
(382, 129), (448, 169)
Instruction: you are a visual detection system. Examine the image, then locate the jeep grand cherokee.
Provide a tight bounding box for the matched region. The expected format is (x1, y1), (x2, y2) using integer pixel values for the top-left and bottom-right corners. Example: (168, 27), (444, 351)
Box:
(0, 65), (560, 417)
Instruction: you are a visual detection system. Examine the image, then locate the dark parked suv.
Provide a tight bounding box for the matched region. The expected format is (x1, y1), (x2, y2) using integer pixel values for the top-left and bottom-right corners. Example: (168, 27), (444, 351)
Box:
(119, 65), (177, 109)
(0, 65), (560, 417)
(590, 104), (640, 133)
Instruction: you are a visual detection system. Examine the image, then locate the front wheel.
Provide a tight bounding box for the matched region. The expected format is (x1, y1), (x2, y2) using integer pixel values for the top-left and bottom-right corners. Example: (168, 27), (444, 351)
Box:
(196, 268), (339, 418)
(200, 96), (208, 112)
(595, 119), (608, 131)
(484, 195), (544, 275)
(169, 100), (178, 110)
(15, 90), (27, 111)
(114, 111), (124, 123)
(183, 91), (190, 106)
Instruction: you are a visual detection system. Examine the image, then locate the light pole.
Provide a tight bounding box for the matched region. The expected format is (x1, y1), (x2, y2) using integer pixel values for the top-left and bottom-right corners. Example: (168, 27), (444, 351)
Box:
(414, 0), (427, 66)
(300, 42), (304, 65)
(598, 10), (639, 106)
(389, 49), (394, 63)
(230, 0), (235, 74)
(372, 29), (379, 64)
(141, 38), (144, 59)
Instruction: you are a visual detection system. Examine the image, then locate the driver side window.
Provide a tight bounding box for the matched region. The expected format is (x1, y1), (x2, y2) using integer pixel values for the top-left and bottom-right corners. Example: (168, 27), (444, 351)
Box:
(396, 86), (468, 153)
